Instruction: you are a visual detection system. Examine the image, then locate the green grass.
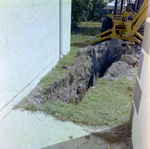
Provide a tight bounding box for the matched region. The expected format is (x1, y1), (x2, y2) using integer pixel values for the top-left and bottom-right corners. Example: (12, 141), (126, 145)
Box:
(24, 77), (136, 127)
(24, 102), (40, 111)
(72, 21), (102, 36)
(71, 34), (92, 43)
(78, 21), (102, 28)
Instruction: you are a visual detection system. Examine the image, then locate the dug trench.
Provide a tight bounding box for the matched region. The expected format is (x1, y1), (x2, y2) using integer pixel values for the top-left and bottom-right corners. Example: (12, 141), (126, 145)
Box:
(15, 39), (141, 109)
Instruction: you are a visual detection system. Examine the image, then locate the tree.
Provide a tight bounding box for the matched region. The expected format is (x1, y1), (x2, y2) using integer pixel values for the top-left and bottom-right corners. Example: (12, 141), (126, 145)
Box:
(71, 0), (89, 28)
(87, 0), (107, 21)
(71, 0), (107, 28)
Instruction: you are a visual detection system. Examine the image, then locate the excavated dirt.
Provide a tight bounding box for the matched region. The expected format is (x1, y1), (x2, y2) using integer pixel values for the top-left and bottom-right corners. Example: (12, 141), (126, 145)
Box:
(15, 39), (141, 108)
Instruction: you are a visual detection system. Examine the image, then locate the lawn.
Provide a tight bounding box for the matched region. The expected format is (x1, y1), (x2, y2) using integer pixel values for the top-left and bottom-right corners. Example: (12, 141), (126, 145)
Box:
(71, 21), (102, 36)
(26, 77), (135, 127)
(78, 21), (102, 28)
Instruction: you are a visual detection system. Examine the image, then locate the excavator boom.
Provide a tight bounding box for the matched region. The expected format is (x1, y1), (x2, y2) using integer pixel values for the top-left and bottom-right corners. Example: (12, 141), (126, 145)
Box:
(85, 0), (149, 45)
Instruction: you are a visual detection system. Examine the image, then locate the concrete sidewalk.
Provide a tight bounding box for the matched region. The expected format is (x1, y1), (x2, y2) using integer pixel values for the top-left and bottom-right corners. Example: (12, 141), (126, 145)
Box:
(0, 109), (108, 149)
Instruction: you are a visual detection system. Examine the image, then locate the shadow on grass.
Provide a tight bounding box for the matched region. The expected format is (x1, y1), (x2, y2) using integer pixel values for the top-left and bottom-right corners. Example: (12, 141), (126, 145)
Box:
(71, 42), (87, 48)
(71, 41), (103, 48)
(71, 26), (102, 36)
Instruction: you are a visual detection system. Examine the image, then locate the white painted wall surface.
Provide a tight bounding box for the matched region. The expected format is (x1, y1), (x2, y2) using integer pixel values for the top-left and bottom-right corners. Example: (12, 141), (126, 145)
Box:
(0, 0), (71, 120)
(131, 1), (150, 148)
(60, 0), (72, 57)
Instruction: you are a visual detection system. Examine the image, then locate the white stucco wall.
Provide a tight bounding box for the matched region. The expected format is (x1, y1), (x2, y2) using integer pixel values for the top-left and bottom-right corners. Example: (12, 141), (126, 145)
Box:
(130, 1), (150, 148)
(60, 0), (72, 57)
(0, 0), (71, 120)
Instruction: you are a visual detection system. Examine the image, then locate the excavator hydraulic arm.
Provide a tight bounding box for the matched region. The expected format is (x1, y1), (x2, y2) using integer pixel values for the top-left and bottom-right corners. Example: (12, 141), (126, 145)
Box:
(85, 0), (149, 45)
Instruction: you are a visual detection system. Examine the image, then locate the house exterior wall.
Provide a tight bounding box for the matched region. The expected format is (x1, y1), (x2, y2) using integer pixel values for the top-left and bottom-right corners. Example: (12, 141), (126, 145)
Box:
(130, 1), (150, 148)
(60, 0), (72, 57)
(0, 0), (71, 120)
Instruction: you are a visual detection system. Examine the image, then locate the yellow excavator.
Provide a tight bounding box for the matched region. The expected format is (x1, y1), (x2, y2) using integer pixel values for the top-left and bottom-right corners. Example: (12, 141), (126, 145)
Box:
(85, 0), (149, 44)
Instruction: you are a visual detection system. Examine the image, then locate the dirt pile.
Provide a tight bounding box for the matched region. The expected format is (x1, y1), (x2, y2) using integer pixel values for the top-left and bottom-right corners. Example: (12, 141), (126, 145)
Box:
(88, 39), (139, 83)
(103, 41), (140, 80)
(20, 39), (141, 106)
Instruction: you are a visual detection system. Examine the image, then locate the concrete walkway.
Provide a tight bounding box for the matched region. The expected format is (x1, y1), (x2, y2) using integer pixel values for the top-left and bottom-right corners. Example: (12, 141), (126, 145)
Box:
(0, 109), (108, 149)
